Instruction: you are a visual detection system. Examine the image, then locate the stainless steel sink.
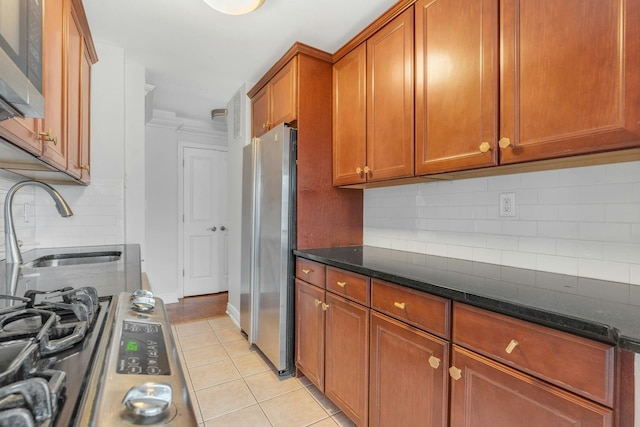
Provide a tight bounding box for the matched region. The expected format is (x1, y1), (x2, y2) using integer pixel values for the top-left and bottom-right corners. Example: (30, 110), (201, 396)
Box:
(24, 251), (122, 268)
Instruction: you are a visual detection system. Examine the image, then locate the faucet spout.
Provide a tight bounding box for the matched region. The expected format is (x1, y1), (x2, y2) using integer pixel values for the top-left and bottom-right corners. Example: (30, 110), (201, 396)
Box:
(4, 180), (73, 269)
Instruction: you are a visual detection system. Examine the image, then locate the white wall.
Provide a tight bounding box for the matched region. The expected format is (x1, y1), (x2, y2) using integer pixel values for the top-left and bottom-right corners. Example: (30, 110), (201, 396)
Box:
(34, 43), (145, 254)
(145, 110), (227, 303)
(225, 83), (252, 325)
(364, 160), (640, 285)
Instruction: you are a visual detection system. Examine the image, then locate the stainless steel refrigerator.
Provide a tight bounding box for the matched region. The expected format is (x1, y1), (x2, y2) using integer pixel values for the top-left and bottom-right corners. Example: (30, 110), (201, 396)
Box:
(240, 123), (296, 375)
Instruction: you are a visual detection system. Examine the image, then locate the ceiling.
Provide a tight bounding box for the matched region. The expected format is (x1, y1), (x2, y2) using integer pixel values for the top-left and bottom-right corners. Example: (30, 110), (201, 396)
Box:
(82, 0), (398, 125)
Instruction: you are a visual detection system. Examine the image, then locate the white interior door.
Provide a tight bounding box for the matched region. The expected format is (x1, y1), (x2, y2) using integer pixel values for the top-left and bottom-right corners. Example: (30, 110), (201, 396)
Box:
(183, 146), (228, 296)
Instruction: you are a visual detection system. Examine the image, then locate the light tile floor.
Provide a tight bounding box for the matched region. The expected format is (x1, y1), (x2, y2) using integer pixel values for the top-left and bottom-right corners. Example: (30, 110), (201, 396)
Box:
(171, 316), (357, 427)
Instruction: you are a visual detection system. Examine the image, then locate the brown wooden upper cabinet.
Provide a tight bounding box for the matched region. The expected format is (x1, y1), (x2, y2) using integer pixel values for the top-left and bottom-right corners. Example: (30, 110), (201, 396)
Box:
(415, 0), (499, 175)
(499, 0), (640, 164)
(251, 57), (297, 137)
(0, 0), (96, 184)
(333, 7), (414, 186)
(335, 0), (640, 185)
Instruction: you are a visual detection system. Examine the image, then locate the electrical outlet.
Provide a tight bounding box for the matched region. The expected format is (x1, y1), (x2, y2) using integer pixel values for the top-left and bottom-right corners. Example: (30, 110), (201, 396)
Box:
(499, 192), (516, 217)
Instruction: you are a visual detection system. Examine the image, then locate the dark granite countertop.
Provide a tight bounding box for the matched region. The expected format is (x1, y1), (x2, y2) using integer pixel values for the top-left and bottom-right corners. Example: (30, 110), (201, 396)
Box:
(0, 244), (142, 299)
(294, 246), (640, 353)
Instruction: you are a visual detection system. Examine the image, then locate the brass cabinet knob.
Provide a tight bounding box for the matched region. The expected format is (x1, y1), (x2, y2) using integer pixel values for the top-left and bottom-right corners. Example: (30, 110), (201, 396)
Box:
(505, 339), (519, 354)
(498, 137), (511, 149)
(337, 281), (346, 288)
(79, 164), (90, 171)
(393, 302), (405, 310)
(314, 299), (321, 307)
(356, 167), (363, 174)
(321, 303), (329, 311)
(428, 356), (441, 369)
(364, 166), (371, 174)
(39, 129), (58, 145)
(449, 366), (462, 380)
(479, 142), (491, 153)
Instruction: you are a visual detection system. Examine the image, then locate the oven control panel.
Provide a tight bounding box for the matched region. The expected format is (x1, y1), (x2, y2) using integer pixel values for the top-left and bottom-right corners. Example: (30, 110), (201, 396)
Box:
(117, 321), (170, 375)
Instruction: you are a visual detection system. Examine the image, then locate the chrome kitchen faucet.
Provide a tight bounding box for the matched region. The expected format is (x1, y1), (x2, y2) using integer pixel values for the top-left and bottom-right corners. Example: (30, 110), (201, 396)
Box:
(4, 180), (73, 294)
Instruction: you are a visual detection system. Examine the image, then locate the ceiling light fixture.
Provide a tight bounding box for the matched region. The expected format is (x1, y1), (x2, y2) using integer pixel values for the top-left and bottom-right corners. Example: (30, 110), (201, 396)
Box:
(202, 0), (265, 15)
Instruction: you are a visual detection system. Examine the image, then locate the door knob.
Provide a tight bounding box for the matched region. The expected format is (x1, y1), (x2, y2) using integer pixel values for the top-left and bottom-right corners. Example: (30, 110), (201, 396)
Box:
(209, 226), (217, 232)
(220, 226), (226, 231)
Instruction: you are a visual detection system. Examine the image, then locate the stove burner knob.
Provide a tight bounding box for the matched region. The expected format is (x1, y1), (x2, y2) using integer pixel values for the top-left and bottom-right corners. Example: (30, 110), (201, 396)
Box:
(122, 383), (172, 419)
(130, 289), (155, 312)
(131, 296), (155, 313)
(131, 289), (154, 300)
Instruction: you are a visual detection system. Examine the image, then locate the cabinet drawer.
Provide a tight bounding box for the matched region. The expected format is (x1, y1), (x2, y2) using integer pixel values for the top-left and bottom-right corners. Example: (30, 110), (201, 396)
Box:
(453, 303), (615, 407)
(296, 258), (326, 288)
(371, 280), (450, 339)
(326, 267), (370, 306)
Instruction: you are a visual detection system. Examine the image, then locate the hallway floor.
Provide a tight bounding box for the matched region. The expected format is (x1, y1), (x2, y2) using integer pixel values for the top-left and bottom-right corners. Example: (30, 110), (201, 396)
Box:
(171, 316), (356, 426)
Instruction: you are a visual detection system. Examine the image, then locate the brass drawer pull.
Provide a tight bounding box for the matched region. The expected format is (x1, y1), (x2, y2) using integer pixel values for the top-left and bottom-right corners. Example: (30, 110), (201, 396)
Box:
(393, 302), (405, 310)
(337, 281), (346, 288)
(498, 137), (511, 149)
(428, 356), (440, 369)
(302, 269), (312, 274)
(449, 366), (462, 380)
(39, 129), (58, 145)
(505, 339), (519, 354)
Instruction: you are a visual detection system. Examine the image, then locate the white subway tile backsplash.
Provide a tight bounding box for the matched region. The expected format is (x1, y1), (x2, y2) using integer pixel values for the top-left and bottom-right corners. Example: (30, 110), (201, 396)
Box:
(538, 187), (581, 205)
(472, 247), (502, 264)
(605, 161), (640, 183)
(518, 237), (557, 255)
(602, 242), (640, 264)
(558, 204), (606, 222)
(364, 161), (640, 285)
(537, 221), (579, 239)
(605, 204), (640, 222)
(579, 222), (632, 242)
(578, 259), (630, 283)
(558, 164), (606, 186)
(580, 183), (634, 204)
(536, 254), (578, 276)
(486, 234), (519, 251)
(520, 169), (559, 188)
(501, 220), (538, 237)
(557, 239), (603, 260)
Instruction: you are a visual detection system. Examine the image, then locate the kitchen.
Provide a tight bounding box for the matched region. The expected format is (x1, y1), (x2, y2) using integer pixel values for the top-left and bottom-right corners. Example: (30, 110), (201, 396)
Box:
(0, 0), (639, 426)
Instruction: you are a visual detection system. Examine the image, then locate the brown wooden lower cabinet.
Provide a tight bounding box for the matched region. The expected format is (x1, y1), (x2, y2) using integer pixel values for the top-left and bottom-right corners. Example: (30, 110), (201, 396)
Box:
(369, 312), (448, 427)
(449, 345), (613, 427)
(294, 279), (325, 391)
(324, 292), (369, 426)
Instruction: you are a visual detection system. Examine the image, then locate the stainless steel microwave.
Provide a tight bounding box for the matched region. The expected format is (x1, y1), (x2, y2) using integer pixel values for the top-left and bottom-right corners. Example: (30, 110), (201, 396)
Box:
(0, 0), (44, 121)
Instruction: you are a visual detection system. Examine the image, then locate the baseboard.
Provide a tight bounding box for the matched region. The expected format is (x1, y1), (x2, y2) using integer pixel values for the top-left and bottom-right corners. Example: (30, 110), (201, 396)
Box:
(226, 303), (240, 327)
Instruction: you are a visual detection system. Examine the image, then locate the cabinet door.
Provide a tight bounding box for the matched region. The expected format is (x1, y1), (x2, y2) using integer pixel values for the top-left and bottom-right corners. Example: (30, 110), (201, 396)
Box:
(500, 0), (640, 164)
(415, 0), (498, 175)
(366, 7), (414, 182)
(333, 43), (367, 186)
(270, 57), (297, 128)
(325, 293), (369, 426)
(450, 345), (613, 427)
(295, 279), (325, 391)
(251, 85), (269, 137)
(79, 48), (91, 183)
(66, 4), (83, 179)
(40, 0), (67, 170)
(0, 118), (42, 156)
(369, 312), (448, 427)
